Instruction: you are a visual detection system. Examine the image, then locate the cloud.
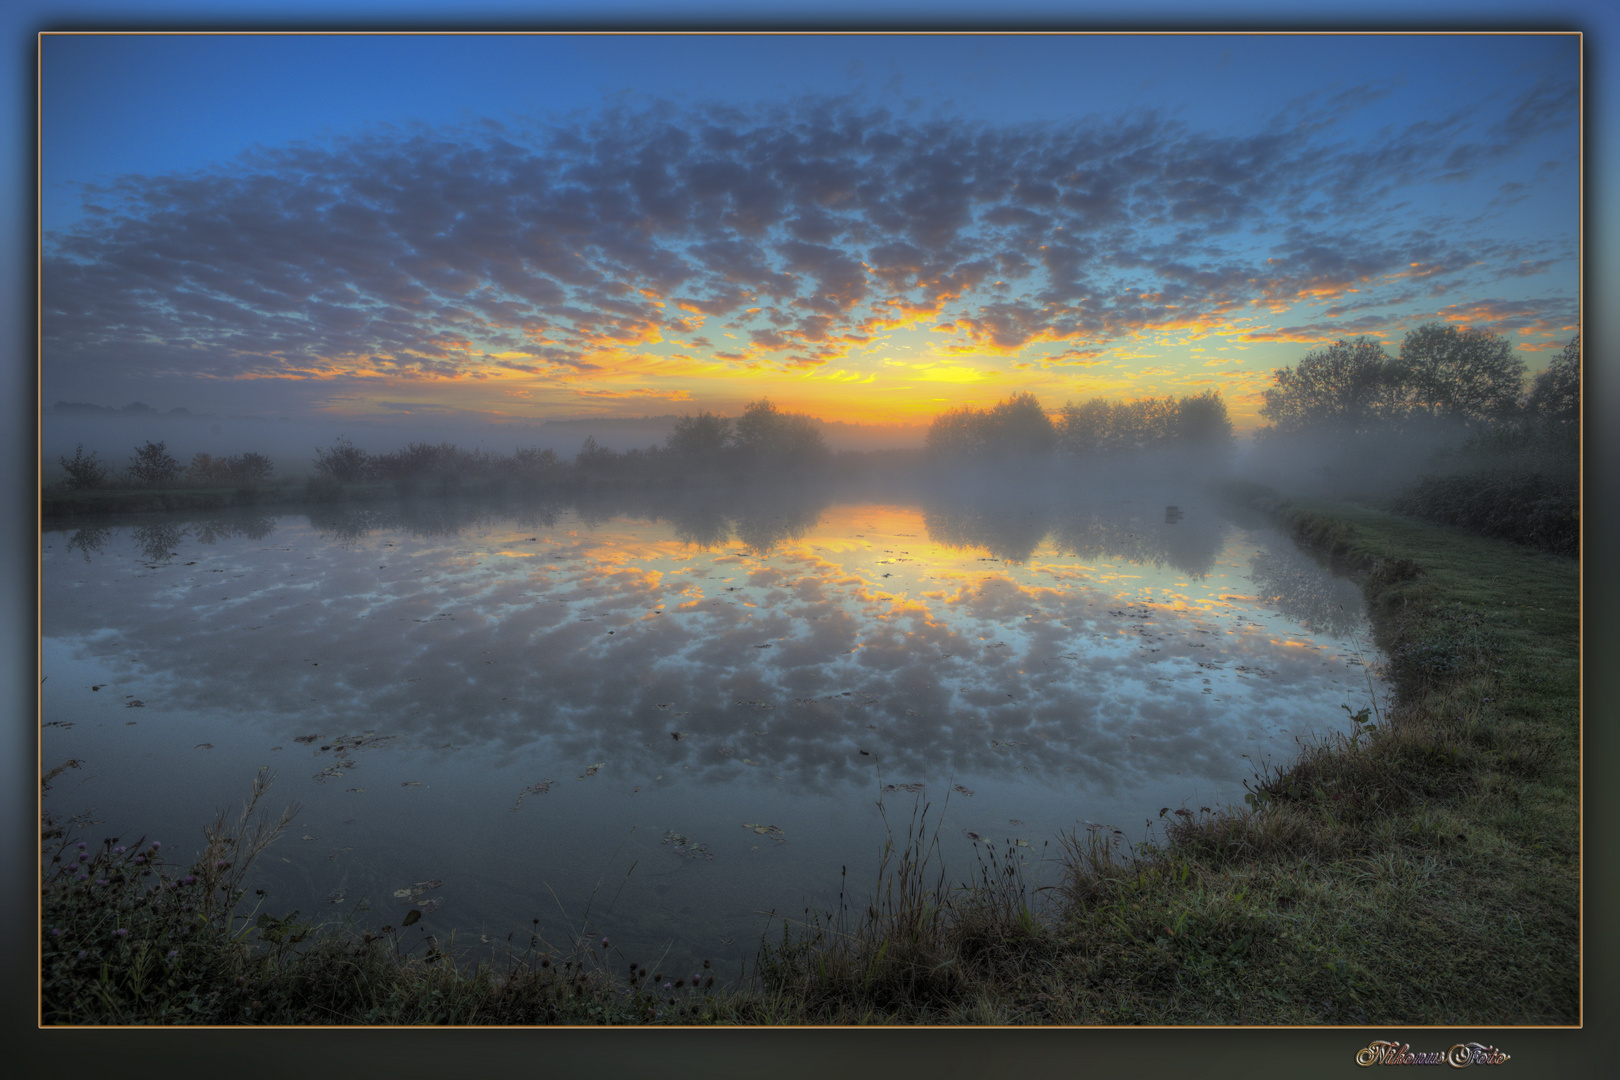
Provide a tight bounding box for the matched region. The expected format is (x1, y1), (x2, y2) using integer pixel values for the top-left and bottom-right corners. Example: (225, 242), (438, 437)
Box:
(43, 86), (1577, 405)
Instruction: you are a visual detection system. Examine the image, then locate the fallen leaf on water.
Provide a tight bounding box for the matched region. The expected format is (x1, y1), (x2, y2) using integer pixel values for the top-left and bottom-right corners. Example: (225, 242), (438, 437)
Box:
(1015, 839), (1031, 848)
(294, 735), (320, 744)
(741, 822), (786, 841)
(125, 701), (144, 708)
(327, 847), (352, 860)
(301, 835), (316, 842)
(402, 781), (422, 787)
(324, 890), (346, 905)
(662, 830), (715, 860)
(882, 782), (925, 794)
(577, 763), (604, 779)
(952, 785), (975, 797)
(393, 889), (412, 898)
(511, 780), (554, 811)
(964, 830), (983, 842)
(195, 743), (213, 750)
(416, 897), (442, 913)
(345, 787), (367, 794)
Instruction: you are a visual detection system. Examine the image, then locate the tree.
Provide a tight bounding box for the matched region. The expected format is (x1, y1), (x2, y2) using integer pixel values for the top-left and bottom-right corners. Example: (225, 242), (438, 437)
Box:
(1394, 323), (1526, 424)
(982, 392), (1056, 456)
(1175, 389), (1235, 447)
(227, 452), (275, 488)
(925, 404), (987, 457)
(58, 445), (107, 491)
(732, 399), (828, 463)
(666, 410), (732, 456)
(1055, 398), (1111, 456)
(1259, 336), (1403, 436)
(313, 436), (369, 483)
(1524, 334), (1579, 425)
(126, 441), (180, 487)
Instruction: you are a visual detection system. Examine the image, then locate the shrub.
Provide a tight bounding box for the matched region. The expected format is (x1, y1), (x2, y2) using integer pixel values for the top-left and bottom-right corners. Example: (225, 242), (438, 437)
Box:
(186, 452), (233, 486)
(228, 452), (275, 488)
(1391, 471), (1578, 557)
(58, 444), (107, 491)
(126, 441), (181, 487)
(313, 436), (370, 484)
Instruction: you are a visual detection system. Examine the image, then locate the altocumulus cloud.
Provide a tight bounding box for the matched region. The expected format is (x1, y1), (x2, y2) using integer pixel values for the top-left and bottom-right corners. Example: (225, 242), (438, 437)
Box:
(43, 86), (1575, 394)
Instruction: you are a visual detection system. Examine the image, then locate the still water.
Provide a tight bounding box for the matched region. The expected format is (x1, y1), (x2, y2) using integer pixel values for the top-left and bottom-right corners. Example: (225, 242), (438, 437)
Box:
(41, 487), (1382, 978)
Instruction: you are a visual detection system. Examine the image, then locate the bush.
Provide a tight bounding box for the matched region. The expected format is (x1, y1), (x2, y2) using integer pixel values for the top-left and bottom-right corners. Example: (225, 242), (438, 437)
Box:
(313, 436), (370, 484)
(228, 452), (275, 488)
(1390, 471), (1578, 556)
(186, 452), (233, 487)
(58, 444), (107, 491)
(126, 441), (181, 487)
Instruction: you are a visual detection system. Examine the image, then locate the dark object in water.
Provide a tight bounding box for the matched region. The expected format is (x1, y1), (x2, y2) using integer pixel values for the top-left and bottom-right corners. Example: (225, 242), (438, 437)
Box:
(1165, 505), (1183, 524)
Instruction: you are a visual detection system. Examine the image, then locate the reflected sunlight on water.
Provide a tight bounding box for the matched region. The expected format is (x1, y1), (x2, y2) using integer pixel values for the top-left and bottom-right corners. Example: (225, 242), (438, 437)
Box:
(41, 489), (1382, 976)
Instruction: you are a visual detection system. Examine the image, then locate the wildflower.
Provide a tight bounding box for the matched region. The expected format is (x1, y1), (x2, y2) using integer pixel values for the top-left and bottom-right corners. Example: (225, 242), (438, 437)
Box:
(49, 928), (62, 937)
(76, 842), (86, 850)
(76, 874), (88, 882)
(150, 841), (161, 850)
(133, 856), (146, 865)
(663, 982), (672, 991)
(95, 879), (107, 886)
(77, 853), (88, 862)
(75, 950), (86, 961)
(113, 846), (126, 854)
(179, 875), (195, 885)
(601, 936), (609, 948)
(113, 928), (128, 938)
(167, 949), (178, 959)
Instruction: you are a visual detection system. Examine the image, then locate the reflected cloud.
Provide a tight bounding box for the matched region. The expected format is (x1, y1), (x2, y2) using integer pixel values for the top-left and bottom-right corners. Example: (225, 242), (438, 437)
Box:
(44, 492), (1379, 811)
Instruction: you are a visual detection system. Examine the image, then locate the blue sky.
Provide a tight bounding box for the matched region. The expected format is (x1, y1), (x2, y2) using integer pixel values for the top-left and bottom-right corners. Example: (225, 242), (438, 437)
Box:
(31, 29), (1583, 431)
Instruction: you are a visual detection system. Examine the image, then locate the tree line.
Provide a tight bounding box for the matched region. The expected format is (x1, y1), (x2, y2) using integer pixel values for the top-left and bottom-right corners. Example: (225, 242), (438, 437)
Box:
(58, 441), (274, 492)
(924, 389), (1234, 460)
(1256, 323), (1578, 439)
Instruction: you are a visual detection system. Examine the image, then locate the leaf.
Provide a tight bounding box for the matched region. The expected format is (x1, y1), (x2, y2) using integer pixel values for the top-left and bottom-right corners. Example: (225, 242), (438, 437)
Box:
(577, 763), (605, 779)
(511, 780), (554, 811)
(195, 743), (213, 750)
(402, 781), (422, 787)
(952, 785), (975, 797)
(401, 909), (421, 927)
(393, 889), (413, 898)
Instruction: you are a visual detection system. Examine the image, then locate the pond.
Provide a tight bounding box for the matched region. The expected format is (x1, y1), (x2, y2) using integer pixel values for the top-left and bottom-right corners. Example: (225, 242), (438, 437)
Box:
(40, 485), (1384, 981)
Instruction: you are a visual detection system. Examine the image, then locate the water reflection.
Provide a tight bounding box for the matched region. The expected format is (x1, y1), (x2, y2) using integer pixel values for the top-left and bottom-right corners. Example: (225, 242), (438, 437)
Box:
(1247, 531), (1367, 638)
(43, 492), (1376, 806)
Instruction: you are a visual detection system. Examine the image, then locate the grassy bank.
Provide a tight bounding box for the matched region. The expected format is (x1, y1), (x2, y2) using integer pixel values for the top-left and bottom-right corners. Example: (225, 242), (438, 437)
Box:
(40, 492), (1579, 1025)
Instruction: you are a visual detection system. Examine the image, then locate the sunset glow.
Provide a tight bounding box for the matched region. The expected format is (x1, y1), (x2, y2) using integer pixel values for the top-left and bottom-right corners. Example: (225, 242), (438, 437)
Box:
(41, 33), (1579, 437)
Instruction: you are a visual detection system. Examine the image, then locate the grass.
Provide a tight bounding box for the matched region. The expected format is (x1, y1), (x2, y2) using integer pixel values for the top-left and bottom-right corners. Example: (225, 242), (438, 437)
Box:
(40, 489), (1580, 1025)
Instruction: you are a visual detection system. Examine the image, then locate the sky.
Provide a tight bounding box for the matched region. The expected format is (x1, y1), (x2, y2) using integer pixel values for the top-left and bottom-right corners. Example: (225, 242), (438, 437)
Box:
(36, 30), (1582, 433)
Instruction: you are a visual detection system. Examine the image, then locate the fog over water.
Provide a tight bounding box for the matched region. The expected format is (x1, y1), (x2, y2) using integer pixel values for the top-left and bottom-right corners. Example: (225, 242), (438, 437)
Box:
(41, 486), (1381, 975)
